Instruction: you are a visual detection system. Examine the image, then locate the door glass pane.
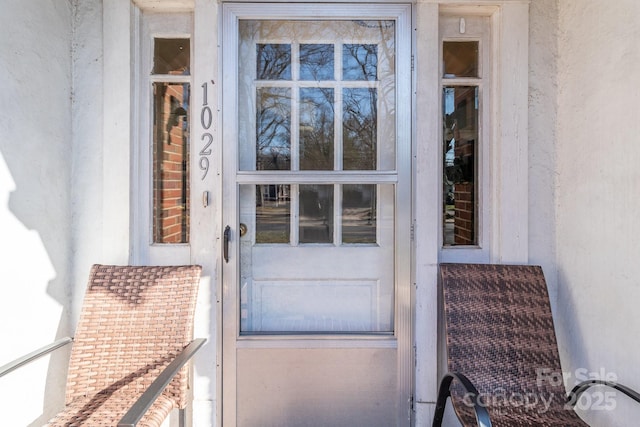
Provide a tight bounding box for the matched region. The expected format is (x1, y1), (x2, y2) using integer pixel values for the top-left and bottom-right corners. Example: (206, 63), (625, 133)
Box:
(299, 184), (334, 244)
(343, 184), (376, 244)
(152, 82), (190, 243)
(443, 86), (478, 246)
(343, 43), (378, 81)
(256, 87), (291, 170)
(238, 19), (395, 172)
(343, 88), (377, 170)
(257, 44), (292, 80)
(300, 44), (334, 81)
(300, 88), (334, 170)
(255, 185), (290, 244)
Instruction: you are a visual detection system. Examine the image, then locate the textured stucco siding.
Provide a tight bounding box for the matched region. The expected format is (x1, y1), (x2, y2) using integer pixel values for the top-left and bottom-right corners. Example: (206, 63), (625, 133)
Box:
(555, 0), (640, 425)
(0, 1), (73, 425)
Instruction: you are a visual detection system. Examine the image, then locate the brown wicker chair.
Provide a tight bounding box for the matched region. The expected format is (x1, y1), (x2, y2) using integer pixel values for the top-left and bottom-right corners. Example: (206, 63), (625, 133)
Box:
(434, 263), (640, 427)
(0, 264), (205, 427)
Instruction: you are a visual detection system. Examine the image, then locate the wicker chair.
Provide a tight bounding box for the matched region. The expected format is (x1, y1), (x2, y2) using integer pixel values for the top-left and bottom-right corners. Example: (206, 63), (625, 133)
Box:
(0, 264), (205, 427)
(434, 263), (640, 427)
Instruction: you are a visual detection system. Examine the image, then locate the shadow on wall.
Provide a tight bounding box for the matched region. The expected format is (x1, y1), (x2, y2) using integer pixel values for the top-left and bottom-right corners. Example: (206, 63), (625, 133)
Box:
(0, 1), (76, 424)
(0, 150), (72, 426)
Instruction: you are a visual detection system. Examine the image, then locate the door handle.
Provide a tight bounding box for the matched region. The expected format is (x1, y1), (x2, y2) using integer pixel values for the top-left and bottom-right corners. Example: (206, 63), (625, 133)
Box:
(223, 225), (231, 263)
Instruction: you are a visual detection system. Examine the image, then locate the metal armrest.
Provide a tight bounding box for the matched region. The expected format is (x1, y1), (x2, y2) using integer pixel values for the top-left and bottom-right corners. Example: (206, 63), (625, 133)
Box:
(568, 379), (640, 406)
(117, 338), (207, 427)
(0, 337), (73, 378)
(433, 372), (492, 427)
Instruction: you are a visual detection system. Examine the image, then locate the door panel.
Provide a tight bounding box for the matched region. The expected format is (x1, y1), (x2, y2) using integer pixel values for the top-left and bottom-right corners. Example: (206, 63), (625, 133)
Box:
(239, 183), (395, 333)
(222, 4), (412, 426)
(237, 348), (396, 427)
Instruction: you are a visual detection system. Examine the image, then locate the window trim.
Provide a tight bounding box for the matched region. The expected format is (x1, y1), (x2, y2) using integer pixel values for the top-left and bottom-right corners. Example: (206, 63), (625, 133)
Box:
(414, 1), (530, 413)
(132, 10), (193, 264)
(439, 13), (492, 262)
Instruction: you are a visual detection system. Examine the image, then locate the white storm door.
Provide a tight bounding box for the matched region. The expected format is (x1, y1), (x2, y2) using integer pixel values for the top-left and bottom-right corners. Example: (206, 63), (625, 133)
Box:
(222, 4), (412, 426)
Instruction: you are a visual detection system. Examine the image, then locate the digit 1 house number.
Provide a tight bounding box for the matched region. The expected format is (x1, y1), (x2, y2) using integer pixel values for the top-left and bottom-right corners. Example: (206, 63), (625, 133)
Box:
(199, 81), (214, 180)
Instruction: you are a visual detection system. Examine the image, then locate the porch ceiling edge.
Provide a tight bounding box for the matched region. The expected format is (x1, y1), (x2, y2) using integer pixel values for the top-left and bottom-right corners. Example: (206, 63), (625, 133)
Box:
(132, 0), (194, 12)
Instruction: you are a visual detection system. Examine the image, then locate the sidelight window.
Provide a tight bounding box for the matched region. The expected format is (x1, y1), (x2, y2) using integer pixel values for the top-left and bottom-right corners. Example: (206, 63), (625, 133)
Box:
(152, 38), (191, 244)
(441, 20), (488, 249)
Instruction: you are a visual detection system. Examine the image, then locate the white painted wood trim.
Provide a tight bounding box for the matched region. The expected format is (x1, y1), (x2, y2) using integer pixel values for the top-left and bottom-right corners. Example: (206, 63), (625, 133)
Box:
(438, 13), (492, 263)
(490, 2), (529, 263)
(191, 1), (220, 426)
(413, 3), (530, 420)
(134, 11), (193, 265)
(414, 0), (441, 406)
(103, 0), (133, 264)
(133, 0), (194, 11)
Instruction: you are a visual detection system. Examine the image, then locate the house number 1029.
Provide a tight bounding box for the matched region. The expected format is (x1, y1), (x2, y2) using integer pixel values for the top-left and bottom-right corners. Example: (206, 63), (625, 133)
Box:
(199, 81), (214, 180)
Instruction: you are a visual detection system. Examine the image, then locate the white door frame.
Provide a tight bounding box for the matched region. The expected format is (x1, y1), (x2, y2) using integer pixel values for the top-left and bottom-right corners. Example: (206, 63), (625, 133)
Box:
(221, 3), (413, 425)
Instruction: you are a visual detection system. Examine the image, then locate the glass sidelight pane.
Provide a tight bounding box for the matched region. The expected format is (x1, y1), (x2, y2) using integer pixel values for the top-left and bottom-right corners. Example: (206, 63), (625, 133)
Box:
(153, 38), (190, 75)
(342, 184), (377, 244)
(443, 41), (479, 78)
(443, 86), (478, 246)
(299, 185), (334, 243)
(152, 82), (190, 243)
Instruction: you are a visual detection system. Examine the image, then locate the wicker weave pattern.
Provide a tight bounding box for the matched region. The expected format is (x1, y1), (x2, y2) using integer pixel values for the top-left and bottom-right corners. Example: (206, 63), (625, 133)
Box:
(46, 264), (201, 427)
(440, 263), (588, 426)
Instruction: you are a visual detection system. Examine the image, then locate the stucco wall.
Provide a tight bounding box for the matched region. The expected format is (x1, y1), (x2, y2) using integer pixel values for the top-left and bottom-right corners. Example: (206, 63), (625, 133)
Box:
(555, 0), (640, 425)
(0, 1), (73, 425)
(70, 0), (104, 325)
(528, 0), (559, 301)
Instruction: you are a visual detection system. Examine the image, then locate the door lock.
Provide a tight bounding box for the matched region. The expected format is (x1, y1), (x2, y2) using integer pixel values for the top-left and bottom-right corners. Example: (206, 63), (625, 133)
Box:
(239, 223), (248, 237)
